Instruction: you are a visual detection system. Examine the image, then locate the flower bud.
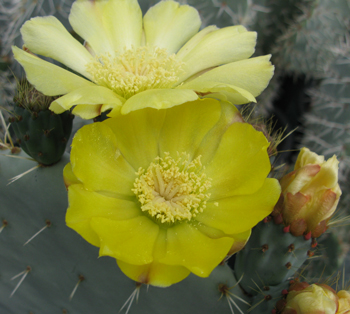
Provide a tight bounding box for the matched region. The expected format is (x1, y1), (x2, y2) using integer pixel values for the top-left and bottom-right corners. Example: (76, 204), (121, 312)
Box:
(274, 148), (341, 237)
(282, 283), (339, 314)
(337, 290), (350, 314)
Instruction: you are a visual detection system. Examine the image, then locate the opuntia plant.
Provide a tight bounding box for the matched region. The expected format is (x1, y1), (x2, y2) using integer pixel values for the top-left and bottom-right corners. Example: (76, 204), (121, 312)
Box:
(1, 0), (349, 314)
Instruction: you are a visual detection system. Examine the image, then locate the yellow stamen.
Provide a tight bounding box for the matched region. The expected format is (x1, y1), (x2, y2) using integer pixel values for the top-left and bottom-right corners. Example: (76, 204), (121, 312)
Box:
(132, 152), (211, 223)
(86, 46), (184, 99)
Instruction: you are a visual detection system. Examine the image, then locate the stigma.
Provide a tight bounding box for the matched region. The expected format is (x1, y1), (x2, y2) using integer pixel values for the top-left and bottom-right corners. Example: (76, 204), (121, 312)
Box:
(132, 152), (212, 224)
(86, 46), (184, 99)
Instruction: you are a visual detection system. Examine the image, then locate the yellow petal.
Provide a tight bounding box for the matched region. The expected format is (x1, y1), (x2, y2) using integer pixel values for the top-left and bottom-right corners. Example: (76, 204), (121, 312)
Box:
(158, 98), (221, 158)
(120, 89), (198, 115)
(178, 81), (256, 105)
(177, 26), (257, 82)
(12, 46), (94, 96)
(63, 162), (81, 188)
(21, 16), (93, 79)
(193, 101), (244, 165)
(70, 122), (136, 197)
(117, 260), (190, 287)
(144, 1), (201, 54)
(193, 219), (251, 255)
(194, 225), (251, 256)
(66, 184), (140, 247)
(71, 0), (142, 53)
(181, 55), (274, 98)
(90, 216), (159, 265)
(295, 147), (325, 169)
(69, 1), (114, 56)
(175, 25), (218, 59)
(211, 88), (256, 105)
(309, 155), (339, 190)
(71, 105), (102, 119)
(196, 178), (281, 234)
(107, 105), (122, 118)
(227, 229), (251, 255)
(106, 0), (143, 51)
(159, 223), (233, 277)
(104, 108), (165, 170)
(50, 86), (124, 119)
(202, 122), (271, 197)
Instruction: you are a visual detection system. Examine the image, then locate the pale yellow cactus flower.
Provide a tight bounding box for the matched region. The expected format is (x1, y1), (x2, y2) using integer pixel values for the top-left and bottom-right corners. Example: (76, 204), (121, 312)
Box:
(63, 99), (281, 286)
(12, 0), (274, 119)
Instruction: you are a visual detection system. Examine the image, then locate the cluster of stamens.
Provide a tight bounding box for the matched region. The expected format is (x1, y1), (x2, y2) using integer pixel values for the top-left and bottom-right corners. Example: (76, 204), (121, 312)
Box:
(132, 152), (212, 223)
(86, 46), (184, 99)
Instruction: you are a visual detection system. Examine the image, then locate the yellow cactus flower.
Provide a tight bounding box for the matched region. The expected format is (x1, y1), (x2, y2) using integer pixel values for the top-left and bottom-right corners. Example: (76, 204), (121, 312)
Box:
(12, 0), (274, 119)
(64, 99), (280, 286)
(282, 283), (339, 314)
(273, 147), (341, 237)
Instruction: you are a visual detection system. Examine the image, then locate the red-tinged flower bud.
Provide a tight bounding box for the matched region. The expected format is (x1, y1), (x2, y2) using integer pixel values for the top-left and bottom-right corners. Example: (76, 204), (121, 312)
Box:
(282, 283), (339, 314)
(277, 148), (341, 237)
(337, 290), (350, 314)
(289, 281), (310, 292)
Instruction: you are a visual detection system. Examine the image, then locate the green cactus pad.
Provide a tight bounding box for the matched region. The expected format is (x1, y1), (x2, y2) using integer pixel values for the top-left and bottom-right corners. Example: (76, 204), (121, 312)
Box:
(249, 281), (290, 314)
(10, 106), (73, 165)
(234, 219), (312, 296)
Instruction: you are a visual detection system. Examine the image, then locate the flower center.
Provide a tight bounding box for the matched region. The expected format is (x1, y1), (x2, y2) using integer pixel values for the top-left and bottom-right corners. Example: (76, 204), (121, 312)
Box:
(86, 46), (184, 99)
(132, 152), (212, 224)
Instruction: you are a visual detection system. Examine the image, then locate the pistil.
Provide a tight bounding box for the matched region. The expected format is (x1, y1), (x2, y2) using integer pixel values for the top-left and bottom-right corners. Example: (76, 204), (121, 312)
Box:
(86, 46), (184, 99)
(132, 152), (212, 223)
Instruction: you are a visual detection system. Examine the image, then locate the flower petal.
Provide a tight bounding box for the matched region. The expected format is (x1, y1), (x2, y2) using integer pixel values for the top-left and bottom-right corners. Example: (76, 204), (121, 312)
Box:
(196, 223), (252, 255)
(104, 108), (165, 170)
(181, 55), (274, 98)
(158, 98), (221, 158)
(144, 1), (201, 54)
(193, 101), (244, 165)
(71, 105), (102, 120)
(177, 81), (256, 104)
(63, 162), (81, 188)
(21, 16), (94, 79)
(50, 86), (125, 119)
(227, 229), (251, 255)
(90, 216), (159, 265)
(117, 260), (190, 287)
(177, 26), (257, 82)
(159, 223), (233, 277)
(66, 184), (140, 247)
(70, 122), (136, 197)
(120, 89), (198, 115)
(204, 122), (271, 197)
(69, 1), (112, 56)
(12, 46), (94, 96)
(175, 25), (218, 59)
(70, 0), (142, 54)
(196, 178), (281, 234)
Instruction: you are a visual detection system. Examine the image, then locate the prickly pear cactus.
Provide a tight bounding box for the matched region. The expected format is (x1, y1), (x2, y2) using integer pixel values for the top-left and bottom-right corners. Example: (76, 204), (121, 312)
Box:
(1, 0), (350, 313)
(234, 219), (313, 296)
(0, 150), (248, 314)
(10, 80), (74, 165)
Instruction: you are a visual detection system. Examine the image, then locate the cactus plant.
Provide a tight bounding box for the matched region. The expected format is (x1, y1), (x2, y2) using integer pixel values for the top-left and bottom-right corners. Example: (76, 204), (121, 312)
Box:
(0, 150), (249, 314)
(9, 80), (74, 165)
(1, 0), (350, 313)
